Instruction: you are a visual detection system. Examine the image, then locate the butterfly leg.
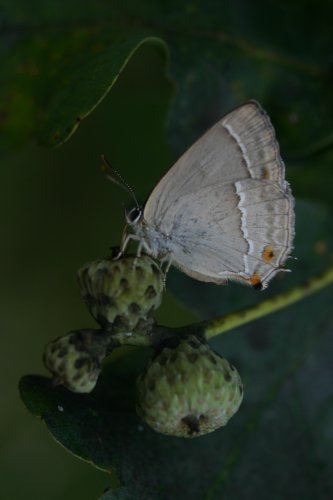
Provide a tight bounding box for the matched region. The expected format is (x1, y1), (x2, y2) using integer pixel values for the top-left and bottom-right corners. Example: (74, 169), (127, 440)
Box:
(113, 230), (141, 260)
(136, 238), (153, 257)
(163, 255), (173, 274)
(159, 254), (173, 289)
(132, 238), (154, 270)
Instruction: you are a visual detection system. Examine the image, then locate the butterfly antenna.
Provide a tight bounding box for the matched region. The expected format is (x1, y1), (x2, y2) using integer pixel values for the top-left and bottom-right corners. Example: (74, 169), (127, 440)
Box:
(101, 154), (139, 208)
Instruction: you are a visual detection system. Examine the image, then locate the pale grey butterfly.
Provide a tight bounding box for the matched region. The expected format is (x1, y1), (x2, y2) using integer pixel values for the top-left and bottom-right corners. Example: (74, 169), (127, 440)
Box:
(103, 100), (295, 290)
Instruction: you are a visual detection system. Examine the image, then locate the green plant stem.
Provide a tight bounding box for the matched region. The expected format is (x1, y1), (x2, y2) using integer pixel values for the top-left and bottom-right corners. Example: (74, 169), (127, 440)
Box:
(110, 265), (333, 348)
(202, 265), (333, 340)
(111, 330), (152, 347)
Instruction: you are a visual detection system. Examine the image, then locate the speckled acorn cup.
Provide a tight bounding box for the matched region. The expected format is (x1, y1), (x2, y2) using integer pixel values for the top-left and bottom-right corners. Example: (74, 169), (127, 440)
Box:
(136, 335), (244, 437)
(43, 329), (109, 393)
(77, 254), (164, 333)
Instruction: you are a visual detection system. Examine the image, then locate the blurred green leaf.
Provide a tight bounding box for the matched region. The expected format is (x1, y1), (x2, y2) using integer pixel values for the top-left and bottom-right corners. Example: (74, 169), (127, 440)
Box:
(19, 201), (333, 499)
(287, 147), (333, 208)
(38, 36), (169, 148)
(0, 29), (170, 150)
(2, 1), (333, 158)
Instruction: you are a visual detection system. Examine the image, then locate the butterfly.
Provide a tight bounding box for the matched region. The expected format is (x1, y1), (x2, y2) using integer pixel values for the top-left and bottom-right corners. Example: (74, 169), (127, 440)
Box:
(103, 100), (295, 290)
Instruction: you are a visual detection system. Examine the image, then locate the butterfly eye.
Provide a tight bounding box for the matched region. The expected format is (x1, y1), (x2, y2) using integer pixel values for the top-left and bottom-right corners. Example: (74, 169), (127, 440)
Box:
(126, 207), (142, 225)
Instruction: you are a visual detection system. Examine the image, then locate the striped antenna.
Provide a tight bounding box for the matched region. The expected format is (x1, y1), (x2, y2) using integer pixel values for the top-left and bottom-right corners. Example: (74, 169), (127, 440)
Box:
(101, 154), (139, 208)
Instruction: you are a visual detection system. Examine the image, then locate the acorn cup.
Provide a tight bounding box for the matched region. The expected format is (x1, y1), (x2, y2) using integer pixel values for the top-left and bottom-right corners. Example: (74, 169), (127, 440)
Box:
(43, 329), (109, 393)
(136, 335), (243, 438)
(77, 254), (164, 333)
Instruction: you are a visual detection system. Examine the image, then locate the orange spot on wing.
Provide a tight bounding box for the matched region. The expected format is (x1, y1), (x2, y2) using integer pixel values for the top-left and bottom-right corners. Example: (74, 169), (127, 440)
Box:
(250, 272), (262, 289)
(262, 245), (275, 263)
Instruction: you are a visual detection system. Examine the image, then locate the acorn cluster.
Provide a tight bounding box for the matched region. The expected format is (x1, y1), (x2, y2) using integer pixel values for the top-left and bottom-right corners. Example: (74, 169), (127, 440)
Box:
(44, 253), (164, 394)
(43, 329), (108, 393)
(77, 255), (164, 332)
(136, 335), (243, 437)
(43, 252), (243, 437)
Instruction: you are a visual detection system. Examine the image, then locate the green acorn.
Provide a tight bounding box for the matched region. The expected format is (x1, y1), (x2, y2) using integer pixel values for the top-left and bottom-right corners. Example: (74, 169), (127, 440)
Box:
(136, 335), (243, 437)
(77, 254), (164, 333)
(43, 329), (108, 393)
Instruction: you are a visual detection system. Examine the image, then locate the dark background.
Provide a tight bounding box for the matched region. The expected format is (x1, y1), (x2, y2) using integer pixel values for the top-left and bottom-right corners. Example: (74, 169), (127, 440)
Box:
(1, 1), (333, 498)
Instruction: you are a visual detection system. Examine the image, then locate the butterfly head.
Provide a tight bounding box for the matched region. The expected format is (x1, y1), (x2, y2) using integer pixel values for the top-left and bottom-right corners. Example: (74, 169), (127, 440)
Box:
(126, 206), (143, 226)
